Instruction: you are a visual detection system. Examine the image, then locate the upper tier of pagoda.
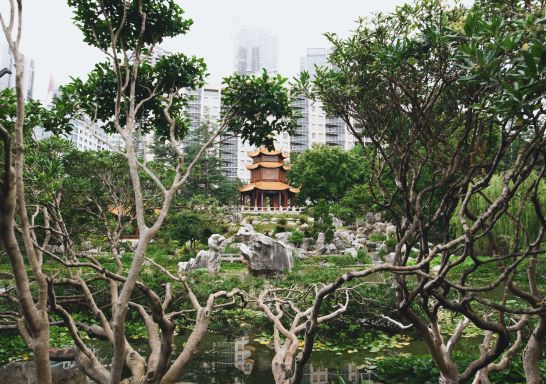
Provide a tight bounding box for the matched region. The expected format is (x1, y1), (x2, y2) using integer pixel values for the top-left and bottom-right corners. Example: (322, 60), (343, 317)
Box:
(238, 147), (300, 208)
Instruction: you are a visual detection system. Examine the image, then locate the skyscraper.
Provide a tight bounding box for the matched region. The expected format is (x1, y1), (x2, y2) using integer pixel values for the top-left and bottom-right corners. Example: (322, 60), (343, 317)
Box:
(0, 40), (35, 100)
(291, 48), (357, 153)
(234, 28), (278, 75)
(221, 28), (288, 182)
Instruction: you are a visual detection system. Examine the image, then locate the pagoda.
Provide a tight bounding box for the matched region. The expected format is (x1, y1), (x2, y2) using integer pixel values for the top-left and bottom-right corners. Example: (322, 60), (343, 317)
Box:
(239, 147), (300, 210)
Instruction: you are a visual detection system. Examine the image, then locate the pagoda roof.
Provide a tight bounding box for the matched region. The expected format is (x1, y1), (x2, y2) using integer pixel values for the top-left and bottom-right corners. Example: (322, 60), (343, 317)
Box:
(239, 181), (300, 193)
(248, 147), (289, 158)
(246, 162), (291, 171)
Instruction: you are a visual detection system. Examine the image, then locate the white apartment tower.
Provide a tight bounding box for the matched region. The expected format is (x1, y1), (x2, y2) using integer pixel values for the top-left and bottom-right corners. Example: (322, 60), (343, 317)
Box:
(291, 48), (357, 153)
(0, 41), (35, 100)
(185, 85), (222, 142)
(221, 28), (289, 181)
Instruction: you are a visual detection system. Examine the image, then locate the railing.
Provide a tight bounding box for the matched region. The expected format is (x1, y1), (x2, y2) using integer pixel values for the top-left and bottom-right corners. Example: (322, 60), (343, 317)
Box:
(229, 206), (305, 214)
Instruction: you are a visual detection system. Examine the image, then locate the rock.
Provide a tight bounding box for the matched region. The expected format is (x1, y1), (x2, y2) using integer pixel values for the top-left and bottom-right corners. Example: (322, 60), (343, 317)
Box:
(385, 252), (396, 264)
(0, 361), (89, 383)
(334, 229), (356, 250)
(386, 225), (397, 238)
(333, 217), (344, 228)
(326, 243), (337, 253)
(274, 232), (290, 244)
(178, 234), (225, 273)
(378, 242), (389, 253)
(366, 242), (379, 250)
(316, 232), (326, 254)
(299, 223), (310, 232)
(244, 223), (254, 232)
(342, 248), (358, 258)
(237, 228), (294, 278)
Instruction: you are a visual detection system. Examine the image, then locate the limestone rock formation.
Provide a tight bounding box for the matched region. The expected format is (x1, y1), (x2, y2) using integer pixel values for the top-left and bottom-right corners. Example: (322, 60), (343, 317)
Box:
(236, 226), (293, 278)
(315, 232), (326, 254)
(178, 234), (225, 273)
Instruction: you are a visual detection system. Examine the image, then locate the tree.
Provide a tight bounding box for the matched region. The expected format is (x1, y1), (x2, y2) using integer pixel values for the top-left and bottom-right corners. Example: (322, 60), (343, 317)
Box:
(1, 1), (298, 383)
(164, 208), (220, 250)
(0, 20), (73, 381)
(62, 150), (137, 255)
(178, 120), (242, 205)
(293, 1), (546, 383)
(288, 145), (369, 204)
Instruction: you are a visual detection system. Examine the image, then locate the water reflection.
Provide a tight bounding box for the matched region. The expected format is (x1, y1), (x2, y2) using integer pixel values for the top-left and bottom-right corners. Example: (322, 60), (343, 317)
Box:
(179, 335), (375, 384)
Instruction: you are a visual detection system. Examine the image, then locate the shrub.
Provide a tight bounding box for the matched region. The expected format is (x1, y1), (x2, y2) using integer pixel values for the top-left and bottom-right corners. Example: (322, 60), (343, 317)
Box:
(369, 233), (387, 242)
(357, 249), (372, 264)
(289, 230), (305, 246)
(385, 238), (397, 248)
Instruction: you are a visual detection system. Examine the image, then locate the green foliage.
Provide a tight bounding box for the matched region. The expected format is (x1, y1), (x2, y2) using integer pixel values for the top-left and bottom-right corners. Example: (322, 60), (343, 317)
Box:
(288, 230), (305, 246)
(357, 249), (372, 264)
(221, 70), (298, 150)
(369, 233), (387, 242)
(451, 172), (546, 254)
(0, 88), (73, 136)
(163, 207), (222, 249)
(289, 145), (369, 204)
(309, 200), (335, 243)
(62, 56), (206, 140)
(372, 352), (546, 384)
(68, 0), (192, 51)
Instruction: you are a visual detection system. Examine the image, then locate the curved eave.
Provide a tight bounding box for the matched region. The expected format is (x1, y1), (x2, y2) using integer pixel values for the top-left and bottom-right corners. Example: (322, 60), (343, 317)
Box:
(246, 162), (288, 170)
(248, 147), (289, 158)
(240, 181), (300, 192)
(239, 183), (256, 192)
(289, 187), (300, 193)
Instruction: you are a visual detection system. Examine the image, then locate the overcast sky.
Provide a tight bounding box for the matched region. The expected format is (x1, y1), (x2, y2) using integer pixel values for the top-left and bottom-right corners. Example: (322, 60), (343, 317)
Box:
(16, 1), (469, 100)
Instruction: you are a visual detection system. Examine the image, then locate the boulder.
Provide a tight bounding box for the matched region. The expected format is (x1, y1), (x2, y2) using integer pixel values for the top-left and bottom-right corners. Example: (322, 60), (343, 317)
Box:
(385, 252), (396, 264)
(0, 361), (89, 384)
(315, 232), (326, 254)
(237, 227), (293, 278)
(274, 232), (291, 244)
(385, 225), (397, 238)
(178, 234), (225, 273)
(332, 217), (344, 228)
(326, 243), (337, 253)
(342, 248), (358, 258)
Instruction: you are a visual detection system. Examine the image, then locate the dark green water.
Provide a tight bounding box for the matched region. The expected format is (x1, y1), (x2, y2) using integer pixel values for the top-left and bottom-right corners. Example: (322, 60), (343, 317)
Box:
(86, 332), (480, 384)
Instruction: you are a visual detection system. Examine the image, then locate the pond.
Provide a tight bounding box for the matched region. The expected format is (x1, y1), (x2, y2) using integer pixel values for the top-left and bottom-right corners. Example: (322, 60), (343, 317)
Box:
(85, 331), (481, 384)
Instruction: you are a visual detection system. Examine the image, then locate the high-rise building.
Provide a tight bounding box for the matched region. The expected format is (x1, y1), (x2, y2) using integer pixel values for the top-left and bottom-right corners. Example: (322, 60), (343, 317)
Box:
(291, 48), (357, 153)
(0, 41), (35, 100)
(221, 28), (286, 181)
(300, 47), (330, 79)
(290, 94), (326, 153)
(184, 85), (222, 143)
(34, 117), (111, 152)
(234, 28), (277, 75)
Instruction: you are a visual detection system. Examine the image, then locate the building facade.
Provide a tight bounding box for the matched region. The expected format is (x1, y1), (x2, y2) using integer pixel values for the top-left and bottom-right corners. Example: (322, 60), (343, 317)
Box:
(220, 28), (287, 181)
(234, 28), (277, 75)
(291, 48), (357, 153)
(0, 40), (35, 100)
